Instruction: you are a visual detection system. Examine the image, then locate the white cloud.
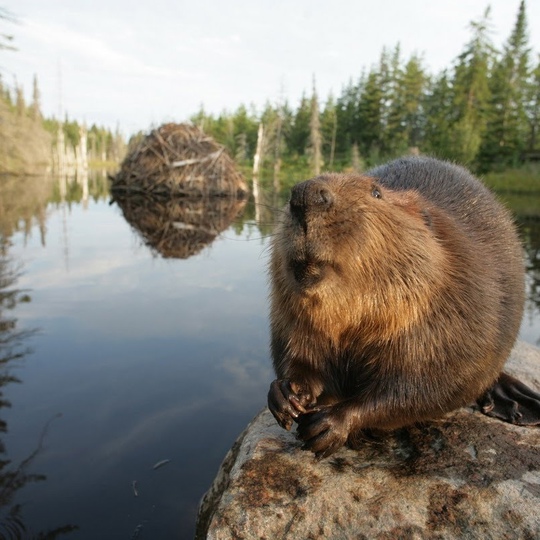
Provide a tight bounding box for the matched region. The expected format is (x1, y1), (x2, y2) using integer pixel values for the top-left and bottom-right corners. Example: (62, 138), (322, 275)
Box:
(24, 19), (200, 81)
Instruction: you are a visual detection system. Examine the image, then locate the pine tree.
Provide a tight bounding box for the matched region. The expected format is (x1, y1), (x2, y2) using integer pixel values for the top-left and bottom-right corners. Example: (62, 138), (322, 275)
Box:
(423, 71), (454, 158)
(401, 54), (427, 151)
(210, 112), (235, 155)
(448, 7), (494, 164)
(231, 104), (259, 162)
(357, 68), (383, 162)
(286, 94), (311, 156)
(335, 78), (361, 159)
(525, 55), (540, 153)
(383, 50), (427, 156)
(381, 45), (407, 156)
(479, 0), (531, 169)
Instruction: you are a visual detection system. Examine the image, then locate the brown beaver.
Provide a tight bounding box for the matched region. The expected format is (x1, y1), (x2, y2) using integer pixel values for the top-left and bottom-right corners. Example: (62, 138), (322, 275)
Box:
(267, 156), (540, 459)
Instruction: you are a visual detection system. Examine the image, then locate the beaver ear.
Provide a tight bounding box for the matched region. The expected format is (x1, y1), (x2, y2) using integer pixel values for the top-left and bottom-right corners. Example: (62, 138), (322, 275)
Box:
(387, 190), (431, 228)
(386, 190), (419, 212)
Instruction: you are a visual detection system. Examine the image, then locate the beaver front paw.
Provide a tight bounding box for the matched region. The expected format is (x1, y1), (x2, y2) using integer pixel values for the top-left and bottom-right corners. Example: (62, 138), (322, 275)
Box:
(267, 379), (313, 431)
(296, 407), (349, 459)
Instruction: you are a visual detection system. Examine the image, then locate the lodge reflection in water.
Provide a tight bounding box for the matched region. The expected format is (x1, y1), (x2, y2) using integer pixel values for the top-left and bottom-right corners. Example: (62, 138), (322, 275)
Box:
(112, 194), (247, 259)
(0, 248), (78, 538)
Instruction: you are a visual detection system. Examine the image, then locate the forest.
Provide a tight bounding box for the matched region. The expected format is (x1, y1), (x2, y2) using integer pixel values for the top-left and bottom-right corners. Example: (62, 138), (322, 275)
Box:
(190, 1), (540, 186)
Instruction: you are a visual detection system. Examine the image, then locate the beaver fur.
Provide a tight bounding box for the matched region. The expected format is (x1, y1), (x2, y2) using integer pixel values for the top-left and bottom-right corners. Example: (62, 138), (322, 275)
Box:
(267, 156), (540, 458)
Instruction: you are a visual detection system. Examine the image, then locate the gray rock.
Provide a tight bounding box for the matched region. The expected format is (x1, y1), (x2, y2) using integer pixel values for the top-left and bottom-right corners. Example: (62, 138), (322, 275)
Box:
(196, 341), (540, 540)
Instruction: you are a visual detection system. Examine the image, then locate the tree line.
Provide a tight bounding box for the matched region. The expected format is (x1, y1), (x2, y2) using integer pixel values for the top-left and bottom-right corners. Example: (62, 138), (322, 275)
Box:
(191, 1), (539, 178)
(0, 74), (125, 174)
(1, 2), (538, 179)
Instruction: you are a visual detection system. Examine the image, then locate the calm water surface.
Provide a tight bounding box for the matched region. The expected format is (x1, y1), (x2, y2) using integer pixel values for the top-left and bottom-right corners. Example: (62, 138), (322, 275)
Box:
(0, 173), (539, 539)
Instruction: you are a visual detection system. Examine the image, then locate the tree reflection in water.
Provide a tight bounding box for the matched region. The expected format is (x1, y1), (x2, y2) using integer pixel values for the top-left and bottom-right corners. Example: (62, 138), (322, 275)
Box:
(0, 243), (78, 539)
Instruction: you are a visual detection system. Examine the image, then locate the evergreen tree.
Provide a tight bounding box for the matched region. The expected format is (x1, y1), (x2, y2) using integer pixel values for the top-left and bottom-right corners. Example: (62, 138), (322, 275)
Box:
(209, 112), (235, 155)
(423, 71), (454, 158)
(479, 0), (531, 168)
(381, 45), (407, 156)
(335, 78), (361, 160)
(401, 54), (427, 150)
(357, 68), (383, 162)
(448, 7), (494, 164)
(231, 104), (258, 163)
(383, 49), (427, 156)
(286, 94), (310, 156)
(525, 55), (540, 153)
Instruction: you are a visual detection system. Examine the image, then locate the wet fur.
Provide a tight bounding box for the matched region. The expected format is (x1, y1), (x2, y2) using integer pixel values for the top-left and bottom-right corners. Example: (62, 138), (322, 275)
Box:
(268, 157), (527, 456)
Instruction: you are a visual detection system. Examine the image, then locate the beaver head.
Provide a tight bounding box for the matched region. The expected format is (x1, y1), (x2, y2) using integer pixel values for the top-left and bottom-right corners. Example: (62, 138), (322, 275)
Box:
(269, 174), (454, 343)
(274, 173), (443, 285)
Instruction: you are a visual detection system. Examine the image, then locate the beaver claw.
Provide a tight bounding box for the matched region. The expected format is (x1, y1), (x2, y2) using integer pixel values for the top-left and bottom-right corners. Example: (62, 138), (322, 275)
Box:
(267, 379), (313, 431)
(477, 372), (540, 426)
(296, 407), (349, 459)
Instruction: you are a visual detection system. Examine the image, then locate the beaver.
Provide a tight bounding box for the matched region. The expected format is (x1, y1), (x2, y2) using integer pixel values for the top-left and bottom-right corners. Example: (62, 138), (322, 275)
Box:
(267, 156), (540, 459)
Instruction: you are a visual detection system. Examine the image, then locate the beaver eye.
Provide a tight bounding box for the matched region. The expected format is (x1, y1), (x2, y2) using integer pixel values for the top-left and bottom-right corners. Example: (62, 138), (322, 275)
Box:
(371, 187), (382, 199)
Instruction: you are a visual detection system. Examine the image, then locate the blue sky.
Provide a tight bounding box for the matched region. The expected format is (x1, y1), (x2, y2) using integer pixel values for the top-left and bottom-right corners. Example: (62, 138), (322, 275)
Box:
(2, 0), (539, 135)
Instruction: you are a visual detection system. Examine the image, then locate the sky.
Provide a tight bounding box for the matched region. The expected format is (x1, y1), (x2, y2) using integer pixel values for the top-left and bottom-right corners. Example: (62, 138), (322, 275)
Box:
(2, 0), (540, 136)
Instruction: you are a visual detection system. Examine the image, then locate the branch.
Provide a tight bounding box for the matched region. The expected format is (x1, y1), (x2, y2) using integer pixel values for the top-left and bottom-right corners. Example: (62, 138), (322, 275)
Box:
(170, 150), (223, 168)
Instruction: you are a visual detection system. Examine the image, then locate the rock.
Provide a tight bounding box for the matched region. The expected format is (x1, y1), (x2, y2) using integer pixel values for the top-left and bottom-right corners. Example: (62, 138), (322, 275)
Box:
(195, 342), (540, 540)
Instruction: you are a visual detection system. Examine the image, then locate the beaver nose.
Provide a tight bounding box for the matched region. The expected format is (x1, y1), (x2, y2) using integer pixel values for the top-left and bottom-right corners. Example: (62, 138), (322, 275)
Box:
(290, 180), (334, 222)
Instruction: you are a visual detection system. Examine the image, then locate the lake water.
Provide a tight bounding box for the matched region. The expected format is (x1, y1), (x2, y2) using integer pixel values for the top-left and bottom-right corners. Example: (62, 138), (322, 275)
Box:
(0, 172), (539, 539)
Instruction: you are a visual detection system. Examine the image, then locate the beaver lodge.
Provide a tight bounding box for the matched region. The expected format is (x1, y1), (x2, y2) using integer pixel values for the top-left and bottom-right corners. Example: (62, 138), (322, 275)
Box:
(111, 123), (248, 198)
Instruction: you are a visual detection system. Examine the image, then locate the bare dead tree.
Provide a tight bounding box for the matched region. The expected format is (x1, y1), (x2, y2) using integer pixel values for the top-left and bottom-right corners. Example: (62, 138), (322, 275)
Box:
(309, 77), (322, 176)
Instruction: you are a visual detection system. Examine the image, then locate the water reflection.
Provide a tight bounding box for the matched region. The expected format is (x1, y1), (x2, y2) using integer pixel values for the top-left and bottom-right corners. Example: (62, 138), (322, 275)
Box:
(112, 194), (247, 259)
(51, 170), (110, 207)
(0, 247), (77, 538)
(0, 175), (53, 246)
(519, 217), (540, 345)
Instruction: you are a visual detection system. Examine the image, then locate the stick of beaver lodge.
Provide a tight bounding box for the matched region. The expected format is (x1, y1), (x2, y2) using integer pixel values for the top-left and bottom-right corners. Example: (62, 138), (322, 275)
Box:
(267, 156), (540, 459)
(170, 150), (223, 168)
